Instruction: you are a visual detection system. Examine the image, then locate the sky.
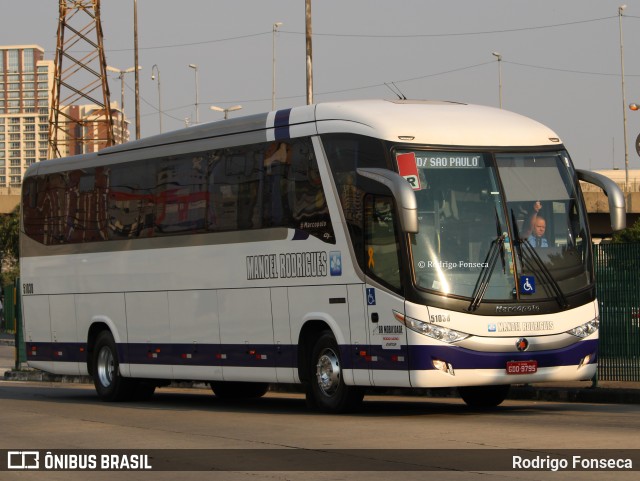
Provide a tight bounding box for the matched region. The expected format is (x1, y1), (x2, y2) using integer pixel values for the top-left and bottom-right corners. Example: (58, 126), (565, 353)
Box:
(2, 0), (640, 172)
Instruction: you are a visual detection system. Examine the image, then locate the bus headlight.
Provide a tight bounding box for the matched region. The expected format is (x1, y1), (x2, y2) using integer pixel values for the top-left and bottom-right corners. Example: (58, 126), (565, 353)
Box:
(394, 311), (469, 343)
(566, 317), (599, 338)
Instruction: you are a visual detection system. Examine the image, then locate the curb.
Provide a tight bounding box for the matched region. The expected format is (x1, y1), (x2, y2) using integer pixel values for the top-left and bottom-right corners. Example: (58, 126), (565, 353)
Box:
(3, 369), (210, 389)
(4, 369), (92, 384)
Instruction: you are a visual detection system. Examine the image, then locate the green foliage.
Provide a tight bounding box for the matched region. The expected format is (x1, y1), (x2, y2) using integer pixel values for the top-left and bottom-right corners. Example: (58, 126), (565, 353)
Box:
(612, 218), (640, 243)
(0, 206), (20, 286)
(1, 264), (19, 288)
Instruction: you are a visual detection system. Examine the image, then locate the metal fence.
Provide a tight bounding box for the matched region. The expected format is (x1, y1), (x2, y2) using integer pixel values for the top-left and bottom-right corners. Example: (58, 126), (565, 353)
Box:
(3, 283), (17, 333)
(2, 281), (25, 368)
(594, 243), (640, 381)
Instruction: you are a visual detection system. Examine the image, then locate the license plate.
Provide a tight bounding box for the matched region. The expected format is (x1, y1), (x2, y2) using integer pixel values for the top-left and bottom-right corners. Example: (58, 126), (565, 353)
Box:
(506, 360), (538, 374)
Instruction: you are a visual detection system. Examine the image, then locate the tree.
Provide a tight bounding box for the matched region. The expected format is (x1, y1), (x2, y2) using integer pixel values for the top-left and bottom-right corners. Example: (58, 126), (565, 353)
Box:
(612, 218), (640, 243)
(0, 206), (20, 286)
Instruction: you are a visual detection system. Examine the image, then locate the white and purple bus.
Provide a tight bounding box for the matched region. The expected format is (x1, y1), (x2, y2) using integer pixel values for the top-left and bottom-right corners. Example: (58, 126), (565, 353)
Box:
(20, 100), (625, 412)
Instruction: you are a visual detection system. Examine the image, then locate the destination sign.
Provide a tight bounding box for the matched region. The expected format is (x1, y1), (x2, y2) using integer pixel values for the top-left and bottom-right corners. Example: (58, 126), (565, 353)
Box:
(405, 152), (484, 169)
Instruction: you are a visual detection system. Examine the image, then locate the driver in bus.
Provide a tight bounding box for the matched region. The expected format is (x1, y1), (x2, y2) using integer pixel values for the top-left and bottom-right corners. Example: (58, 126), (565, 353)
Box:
(527, 215), (548, 247)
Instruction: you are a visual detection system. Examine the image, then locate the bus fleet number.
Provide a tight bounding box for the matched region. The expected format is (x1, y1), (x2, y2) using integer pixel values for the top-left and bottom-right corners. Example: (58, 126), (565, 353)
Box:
(22, 283), (34, 295)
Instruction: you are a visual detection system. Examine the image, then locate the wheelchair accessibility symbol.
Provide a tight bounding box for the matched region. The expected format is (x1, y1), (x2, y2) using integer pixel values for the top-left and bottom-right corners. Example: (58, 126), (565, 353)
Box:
(519, 276), (536, 295)
(366, 288), (376, 306)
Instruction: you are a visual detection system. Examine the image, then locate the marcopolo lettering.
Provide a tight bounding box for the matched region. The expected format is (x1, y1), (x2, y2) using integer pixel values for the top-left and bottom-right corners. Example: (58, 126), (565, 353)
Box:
(496, 305), (541, 314)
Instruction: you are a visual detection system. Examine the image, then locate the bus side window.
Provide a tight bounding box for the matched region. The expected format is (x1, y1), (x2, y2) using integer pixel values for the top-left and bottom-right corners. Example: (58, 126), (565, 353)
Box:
(263, 141), (292, 227)
(364, 194), (402, 292)
(22, 177), (44, 244)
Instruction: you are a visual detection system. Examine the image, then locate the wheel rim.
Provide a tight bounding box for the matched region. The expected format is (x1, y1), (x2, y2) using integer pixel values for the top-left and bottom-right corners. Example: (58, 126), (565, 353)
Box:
(96, 346), (115, 388)
(316, 347), (341, 396)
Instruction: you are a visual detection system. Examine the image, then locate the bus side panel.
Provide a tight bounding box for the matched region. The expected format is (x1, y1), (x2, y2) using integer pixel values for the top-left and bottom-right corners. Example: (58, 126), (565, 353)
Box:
(367, 288), (410, 388)
(76, 293), (128, 374)
(23, 294), (54, 373)
(125, 292), (172, 379)
(169, 290), (223, 382)
(288, 284), (361, 385)
(218, 288), (277, 383)
(271, 287), (295, 383)
(50, 295), (80, 375)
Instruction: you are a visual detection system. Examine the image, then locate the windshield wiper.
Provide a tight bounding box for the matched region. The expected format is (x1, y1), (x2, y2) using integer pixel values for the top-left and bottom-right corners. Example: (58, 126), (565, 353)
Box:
(510, 209), (568, 307)
(510, 209), (526, 270)
(468, 210), (506, 312)
(519, 239), (568, 307)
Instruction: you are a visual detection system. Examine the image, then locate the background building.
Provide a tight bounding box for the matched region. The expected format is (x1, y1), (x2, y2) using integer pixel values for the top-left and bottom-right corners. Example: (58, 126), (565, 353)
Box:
(0, 45), (53, 195)
(0, 44), (129, 213)
(79, 102), (129, 154)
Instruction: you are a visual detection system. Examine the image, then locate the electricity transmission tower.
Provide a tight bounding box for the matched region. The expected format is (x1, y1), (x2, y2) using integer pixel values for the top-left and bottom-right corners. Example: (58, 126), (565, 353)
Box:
(49, 0), (115, 159)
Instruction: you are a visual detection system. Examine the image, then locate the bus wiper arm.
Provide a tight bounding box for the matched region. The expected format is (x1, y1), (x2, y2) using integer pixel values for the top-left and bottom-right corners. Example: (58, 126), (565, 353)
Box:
(520, 240), (568, 307)
(509, 209), (567, 307)
(468, 233), (505, 312)
(510, 209), (524, 268)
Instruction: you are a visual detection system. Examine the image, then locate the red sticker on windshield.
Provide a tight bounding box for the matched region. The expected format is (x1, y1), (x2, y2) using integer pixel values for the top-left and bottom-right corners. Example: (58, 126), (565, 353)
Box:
(397, 152), (421, 190)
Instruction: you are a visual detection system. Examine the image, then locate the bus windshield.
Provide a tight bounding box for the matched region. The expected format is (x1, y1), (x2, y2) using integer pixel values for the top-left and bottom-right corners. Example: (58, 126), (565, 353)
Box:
(397, 149), (591, 302)
(497, 151), (592, 300)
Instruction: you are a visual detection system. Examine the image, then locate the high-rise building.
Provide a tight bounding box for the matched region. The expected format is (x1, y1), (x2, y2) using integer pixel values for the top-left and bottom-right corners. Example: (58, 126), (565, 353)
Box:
(0, 45), (53, 194)
(79, 102), (129, 154)
(0, 44), (128, 199)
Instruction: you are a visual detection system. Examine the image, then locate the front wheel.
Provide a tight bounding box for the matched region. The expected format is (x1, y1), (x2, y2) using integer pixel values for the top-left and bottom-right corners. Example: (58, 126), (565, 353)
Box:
(458, 385), (510, 408)
(92, 331), (134, 401)
(306, 331), (364, 413)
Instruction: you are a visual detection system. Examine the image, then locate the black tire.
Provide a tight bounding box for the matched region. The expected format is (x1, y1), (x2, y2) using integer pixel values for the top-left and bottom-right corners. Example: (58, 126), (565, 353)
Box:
(92, 331), (135, 402)
(132, 381), (157, 401)
(306, 331), (364, 413)
(458, 385), (510, 408)
(210, 381), (269, 399)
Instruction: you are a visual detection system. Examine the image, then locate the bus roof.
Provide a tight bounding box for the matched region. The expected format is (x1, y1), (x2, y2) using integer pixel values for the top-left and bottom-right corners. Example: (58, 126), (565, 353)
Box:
(103, 99), (564, 152)
(27, 99), (563, 177)
(314, 99), (563, 147)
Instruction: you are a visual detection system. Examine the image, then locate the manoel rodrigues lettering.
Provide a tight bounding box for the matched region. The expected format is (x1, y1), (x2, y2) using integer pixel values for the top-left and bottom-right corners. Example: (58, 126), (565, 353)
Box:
(247, 252), (328, 280)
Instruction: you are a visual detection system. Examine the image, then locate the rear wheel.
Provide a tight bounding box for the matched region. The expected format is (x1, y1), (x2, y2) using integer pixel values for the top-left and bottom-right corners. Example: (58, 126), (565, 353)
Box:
(306, 331), (364, 413)
(210, 381), (269, 399)
(458, 385), (510, 408)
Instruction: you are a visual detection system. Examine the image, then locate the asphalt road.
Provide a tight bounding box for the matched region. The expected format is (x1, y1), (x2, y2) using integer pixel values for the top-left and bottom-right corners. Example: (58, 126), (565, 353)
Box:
(0, 379), (639, 481)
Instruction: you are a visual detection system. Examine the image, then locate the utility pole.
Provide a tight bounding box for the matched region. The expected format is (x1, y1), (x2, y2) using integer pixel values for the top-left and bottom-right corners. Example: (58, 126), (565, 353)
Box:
(133, 0), (141, 139)
(305, 0), (313, 105)
(189, 64), (200, 124)
(619, 4), (629, 192)
(272, 22), (283, 111)
(492, 52), (503, 109)
(106, 65), (137, 143)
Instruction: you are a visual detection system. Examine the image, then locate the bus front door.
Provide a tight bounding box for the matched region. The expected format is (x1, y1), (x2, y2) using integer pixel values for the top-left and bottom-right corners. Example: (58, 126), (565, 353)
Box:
(364, 194), (411, 387)
(365, 285), (410, 387)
